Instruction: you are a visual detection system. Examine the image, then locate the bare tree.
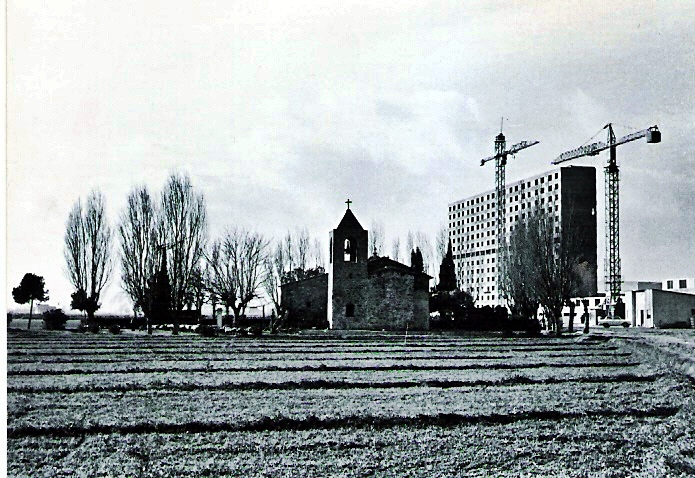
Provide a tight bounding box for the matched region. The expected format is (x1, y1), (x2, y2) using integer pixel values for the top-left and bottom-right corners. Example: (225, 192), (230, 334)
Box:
(118, 185), (158, 317)
(500, 219), (539, 322)
(204, 259), (220, 321)
(295, 228), (310, 271)
(369, 221), (385, 256)
(184, 261), (208, 312)
(534, 209), (592, 336)
(432, 225), (448, 286)
(502, 207), (591, 336)
(159, 173), (208, 334)
(262, 240), (286, 319)
(283, 231), (294, 272)
(208, 228), (269, 325)
(415, 231), (433, 276)
(391, 237), (401, 262)
(207, 240), (231, 319)
(435, 225), (448, 264)
(311, 237), (325, 269)
(406, 231), (415, 258)
(64, 190), (113, 329)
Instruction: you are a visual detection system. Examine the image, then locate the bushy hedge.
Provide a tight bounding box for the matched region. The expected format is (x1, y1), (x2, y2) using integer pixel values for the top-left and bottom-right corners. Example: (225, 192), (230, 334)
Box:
(430, 305), (541, 335)
(196, 324), (218, 337)
(42, 309), (69, 330)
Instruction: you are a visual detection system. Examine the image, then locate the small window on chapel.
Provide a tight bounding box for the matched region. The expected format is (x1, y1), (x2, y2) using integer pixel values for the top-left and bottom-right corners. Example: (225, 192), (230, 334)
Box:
(344, 238), (357, 262)
(346, 303), (355, 317)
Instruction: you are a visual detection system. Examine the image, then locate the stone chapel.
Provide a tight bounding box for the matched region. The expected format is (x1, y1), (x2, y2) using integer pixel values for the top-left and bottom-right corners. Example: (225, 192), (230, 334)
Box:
(281, 206), (431, 330)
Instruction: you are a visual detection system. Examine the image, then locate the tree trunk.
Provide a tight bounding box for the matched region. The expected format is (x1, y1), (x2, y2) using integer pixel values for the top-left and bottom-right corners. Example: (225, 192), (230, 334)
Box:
(232, 305), (242, 327)
(172, 310), (179, 335)
(28, 299), (34, 330)
(568, 303), (576, 334)
(147, 316), (153, 335)
(555, 315), (563, 337)
(87, 309), (99, 333)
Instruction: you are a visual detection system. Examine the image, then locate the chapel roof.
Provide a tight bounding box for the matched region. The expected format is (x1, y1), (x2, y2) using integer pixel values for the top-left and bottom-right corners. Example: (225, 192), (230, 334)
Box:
(336, 208), (364, 231)
(367, 255), (432, 279)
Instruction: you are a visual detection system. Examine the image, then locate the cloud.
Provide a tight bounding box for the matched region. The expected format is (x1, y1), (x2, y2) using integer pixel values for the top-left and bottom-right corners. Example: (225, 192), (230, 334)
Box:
(7, 0), (695, 312)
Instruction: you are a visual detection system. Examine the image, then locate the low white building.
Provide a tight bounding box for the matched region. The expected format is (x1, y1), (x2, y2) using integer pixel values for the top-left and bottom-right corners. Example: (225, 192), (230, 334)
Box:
(626, 289), (695, 328)
(561, 280), (695, 329)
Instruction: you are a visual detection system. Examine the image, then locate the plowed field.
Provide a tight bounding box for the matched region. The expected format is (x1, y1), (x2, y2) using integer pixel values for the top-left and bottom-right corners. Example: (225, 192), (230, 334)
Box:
(7, 330), (695, 477)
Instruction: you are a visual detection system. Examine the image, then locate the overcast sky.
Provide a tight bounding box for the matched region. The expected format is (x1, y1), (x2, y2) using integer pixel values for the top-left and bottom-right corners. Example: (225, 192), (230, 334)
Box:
(7, 0), (695, 313)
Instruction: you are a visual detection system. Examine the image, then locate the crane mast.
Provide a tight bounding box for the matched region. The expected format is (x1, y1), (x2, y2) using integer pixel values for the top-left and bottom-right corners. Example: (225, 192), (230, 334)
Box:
(494, 132), (506, 259)
(552, 124), (660, 317)
(605, 125), (620, 312)
(479, 125), (539, 303)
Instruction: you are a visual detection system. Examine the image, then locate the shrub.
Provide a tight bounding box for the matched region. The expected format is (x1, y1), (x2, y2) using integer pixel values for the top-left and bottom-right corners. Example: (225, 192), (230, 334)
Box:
(196, 324), (218, 337)
(109, 324), (121, 334)
(248, 325), (263, 337)
(43, 309), (69, 330)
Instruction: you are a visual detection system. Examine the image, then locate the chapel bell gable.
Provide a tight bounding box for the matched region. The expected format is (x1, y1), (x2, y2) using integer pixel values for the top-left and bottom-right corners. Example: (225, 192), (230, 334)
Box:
(329, 206), (368, 265)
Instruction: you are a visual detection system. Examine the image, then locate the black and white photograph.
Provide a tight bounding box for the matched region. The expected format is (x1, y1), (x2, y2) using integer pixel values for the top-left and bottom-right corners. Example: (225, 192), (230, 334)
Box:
(5, 0), (695, 475)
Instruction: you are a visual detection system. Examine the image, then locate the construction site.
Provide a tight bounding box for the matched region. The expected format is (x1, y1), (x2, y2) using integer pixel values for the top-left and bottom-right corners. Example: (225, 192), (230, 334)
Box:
(450, 122), (694, 328)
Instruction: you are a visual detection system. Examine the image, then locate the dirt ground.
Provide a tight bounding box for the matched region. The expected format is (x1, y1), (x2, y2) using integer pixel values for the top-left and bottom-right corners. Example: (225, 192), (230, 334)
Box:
(6, 327), (695, 477)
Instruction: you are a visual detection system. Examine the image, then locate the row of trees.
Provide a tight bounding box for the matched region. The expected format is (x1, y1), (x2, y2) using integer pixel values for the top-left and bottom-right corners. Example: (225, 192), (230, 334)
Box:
(62, 174), (339, 333)
(117, 175), (208, 333)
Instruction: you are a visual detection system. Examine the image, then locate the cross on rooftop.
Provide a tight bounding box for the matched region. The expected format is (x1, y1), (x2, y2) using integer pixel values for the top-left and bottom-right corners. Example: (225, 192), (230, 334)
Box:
(345, 198), (352, 209)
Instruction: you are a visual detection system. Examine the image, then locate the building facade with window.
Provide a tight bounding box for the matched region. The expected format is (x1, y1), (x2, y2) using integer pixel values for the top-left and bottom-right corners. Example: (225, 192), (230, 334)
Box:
(448, 166), (598, 307)
(663, 278), (695, 295)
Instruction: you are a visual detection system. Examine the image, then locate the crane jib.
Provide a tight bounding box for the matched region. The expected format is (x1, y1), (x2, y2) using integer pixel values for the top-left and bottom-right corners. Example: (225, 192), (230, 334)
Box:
(553, 126), (660, 164)
(480, 140), (540, 166)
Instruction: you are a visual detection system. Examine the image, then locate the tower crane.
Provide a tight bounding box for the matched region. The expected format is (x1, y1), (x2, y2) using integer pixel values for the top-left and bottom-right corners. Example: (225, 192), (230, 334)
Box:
(479, 121), (539, 299)
(552, 123), (661, 317)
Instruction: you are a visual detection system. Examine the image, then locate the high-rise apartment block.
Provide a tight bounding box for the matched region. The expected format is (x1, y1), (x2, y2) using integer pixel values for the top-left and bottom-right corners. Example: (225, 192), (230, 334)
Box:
(448, 166), (598, 307)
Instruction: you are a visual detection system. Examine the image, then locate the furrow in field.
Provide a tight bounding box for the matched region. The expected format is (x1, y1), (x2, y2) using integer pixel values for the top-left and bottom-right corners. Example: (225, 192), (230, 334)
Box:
(6, 402), (681, 439)
(7, 344), (616, 357)
(6, 373), (659, 394)
(8, 378), (687, 434)
(6, 350), (631, 366)
(6, 351), (517, 364)
(7, 335), (596, 345)
(7, 355), (638, 376)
